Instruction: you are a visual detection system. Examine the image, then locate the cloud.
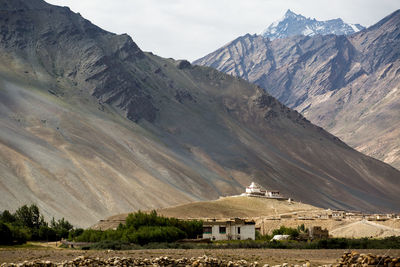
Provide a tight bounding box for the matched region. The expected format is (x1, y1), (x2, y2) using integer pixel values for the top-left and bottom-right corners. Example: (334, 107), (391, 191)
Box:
(46, 0), (399, 61)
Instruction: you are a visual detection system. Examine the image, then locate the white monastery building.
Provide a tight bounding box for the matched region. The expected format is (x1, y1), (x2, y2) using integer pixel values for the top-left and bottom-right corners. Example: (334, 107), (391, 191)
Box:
(242, 182), (287, 200)
(202, 218), (255, 241)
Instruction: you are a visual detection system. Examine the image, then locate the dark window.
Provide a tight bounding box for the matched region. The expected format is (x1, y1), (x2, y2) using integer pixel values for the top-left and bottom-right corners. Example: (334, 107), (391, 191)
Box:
(237, 227), (241, 234)
(203, 227), (212, 234)
(219, 226), (226, 234)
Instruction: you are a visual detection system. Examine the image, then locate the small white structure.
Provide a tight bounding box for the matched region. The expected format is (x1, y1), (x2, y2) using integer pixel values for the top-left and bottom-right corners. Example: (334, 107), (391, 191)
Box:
(242, 182), (288, 200)
(202, 218), (255, 241)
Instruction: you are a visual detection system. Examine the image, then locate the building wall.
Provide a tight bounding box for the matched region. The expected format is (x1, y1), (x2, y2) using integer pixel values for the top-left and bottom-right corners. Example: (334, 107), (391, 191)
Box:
(240, 224), (255, 240)
(203, 223), (255, 240)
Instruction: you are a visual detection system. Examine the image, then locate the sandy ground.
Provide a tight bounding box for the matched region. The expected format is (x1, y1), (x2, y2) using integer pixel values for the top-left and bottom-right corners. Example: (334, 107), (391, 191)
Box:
(256, 218), (400, 238)
(1, 247), (400, 266)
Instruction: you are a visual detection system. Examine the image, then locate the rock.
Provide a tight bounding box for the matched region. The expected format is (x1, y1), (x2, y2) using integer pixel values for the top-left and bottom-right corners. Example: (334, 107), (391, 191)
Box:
(176, 60), (191, 69)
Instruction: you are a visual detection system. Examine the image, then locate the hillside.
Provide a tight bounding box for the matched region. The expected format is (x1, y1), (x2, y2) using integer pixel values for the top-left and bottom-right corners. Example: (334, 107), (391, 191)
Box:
(156, 196), (322, 219)
(194, 10), (400, 170)
(94, 196), (400, 239)
(92, 196), (323, 230)
(0, 0), (399, 227)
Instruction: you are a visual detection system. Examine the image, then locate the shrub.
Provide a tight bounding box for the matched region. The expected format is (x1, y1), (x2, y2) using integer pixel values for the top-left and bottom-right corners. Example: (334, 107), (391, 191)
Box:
(74, 229), (104, 243)
(128, 226), (186, 245)
(90, 240), (140, 250)
(124, 210), (202, 238)
(255, 230), (272, 241)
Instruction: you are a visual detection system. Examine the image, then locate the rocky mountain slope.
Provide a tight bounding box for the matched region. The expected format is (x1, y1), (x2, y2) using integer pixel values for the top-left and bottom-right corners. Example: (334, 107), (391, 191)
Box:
(262, 9), (364, 40)
(194, 10), (400, 170)
(0, 0), (399, 227)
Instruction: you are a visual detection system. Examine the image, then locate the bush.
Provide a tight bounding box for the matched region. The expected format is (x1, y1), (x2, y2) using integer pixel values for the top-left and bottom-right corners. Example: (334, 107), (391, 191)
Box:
(128, 226), (186, 245)
(90, 240), (140, 250)
(255, 230), (272, 241)
(74, 211), (202, 245)
(124, 210), (202, 238)
(74, 229), (104, 243)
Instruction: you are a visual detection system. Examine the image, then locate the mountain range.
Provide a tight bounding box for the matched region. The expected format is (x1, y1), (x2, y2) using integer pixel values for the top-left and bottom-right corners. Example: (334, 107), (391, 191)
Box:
(0, 0), (399, 227)
(262, 9), (365, 40)
(194, 9), (400, 171)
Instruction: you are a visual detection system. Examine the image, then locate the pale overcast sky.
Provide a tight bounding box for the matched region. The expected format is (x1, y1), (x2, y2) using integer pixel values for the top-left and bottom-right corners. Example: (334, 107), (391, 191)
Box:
(46, 0), (399, 61)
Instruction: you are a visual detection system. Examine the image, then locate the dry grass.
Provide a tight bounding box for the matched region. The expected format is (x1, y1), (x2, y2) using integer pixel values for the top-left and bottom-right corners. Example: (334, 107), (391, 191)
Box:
(155, 196), (322, 219)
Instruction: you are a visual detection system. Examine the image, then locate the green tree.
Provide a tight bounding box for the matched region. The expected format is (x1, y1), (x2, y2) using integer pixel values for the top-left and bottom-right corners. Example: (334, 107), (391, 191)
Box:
(68, 228), (84, 240)
(7, 225), (30, 244)
(38, 225), (57, 241)
(0, 222), (13, 245)
(50, 217), (73, 239)
(15, 204), (46, 229)
(1, 210), (16, 223)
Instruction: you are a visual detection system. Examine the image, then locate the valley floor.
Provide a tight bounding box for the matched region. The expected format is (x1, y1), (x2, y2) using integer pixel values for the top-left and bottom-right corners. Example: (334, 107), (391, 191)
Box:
(1, 247), (400, 266)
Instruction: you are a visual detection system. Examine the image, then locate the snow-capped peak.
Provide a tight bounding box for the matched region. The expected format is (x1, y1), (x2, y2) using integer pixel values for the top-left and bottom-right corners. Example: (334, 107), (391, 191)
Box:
(262, 10), (365, 40)
(284, 9), (296, 18)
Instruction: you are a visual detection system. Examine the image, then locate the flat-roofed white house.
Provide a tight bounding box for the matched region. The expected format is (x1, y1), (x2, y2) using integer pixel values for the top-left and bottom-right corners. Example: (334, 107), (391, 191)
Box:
(202, 218), (255, 241)
(266, 190), (281, 198)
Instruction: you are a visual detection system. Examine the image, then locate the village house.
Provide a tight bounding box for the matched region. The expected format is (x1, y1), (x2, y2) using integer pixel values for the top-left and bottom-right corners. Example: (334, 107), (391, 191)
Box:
(331, 210), (345, 219)
(345, 211), (364, 219)
(202, 218), (255, 241)
(385, 213), (396, 219)
(266, 190), (281, 198)
(315, 213), (330, 219)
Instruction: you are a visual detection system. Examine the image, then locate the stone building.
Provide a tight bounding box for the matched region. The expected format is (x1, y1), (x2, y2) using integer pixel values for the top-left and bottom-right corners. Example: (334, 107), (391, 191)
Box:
(309, 226), (329, 239)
